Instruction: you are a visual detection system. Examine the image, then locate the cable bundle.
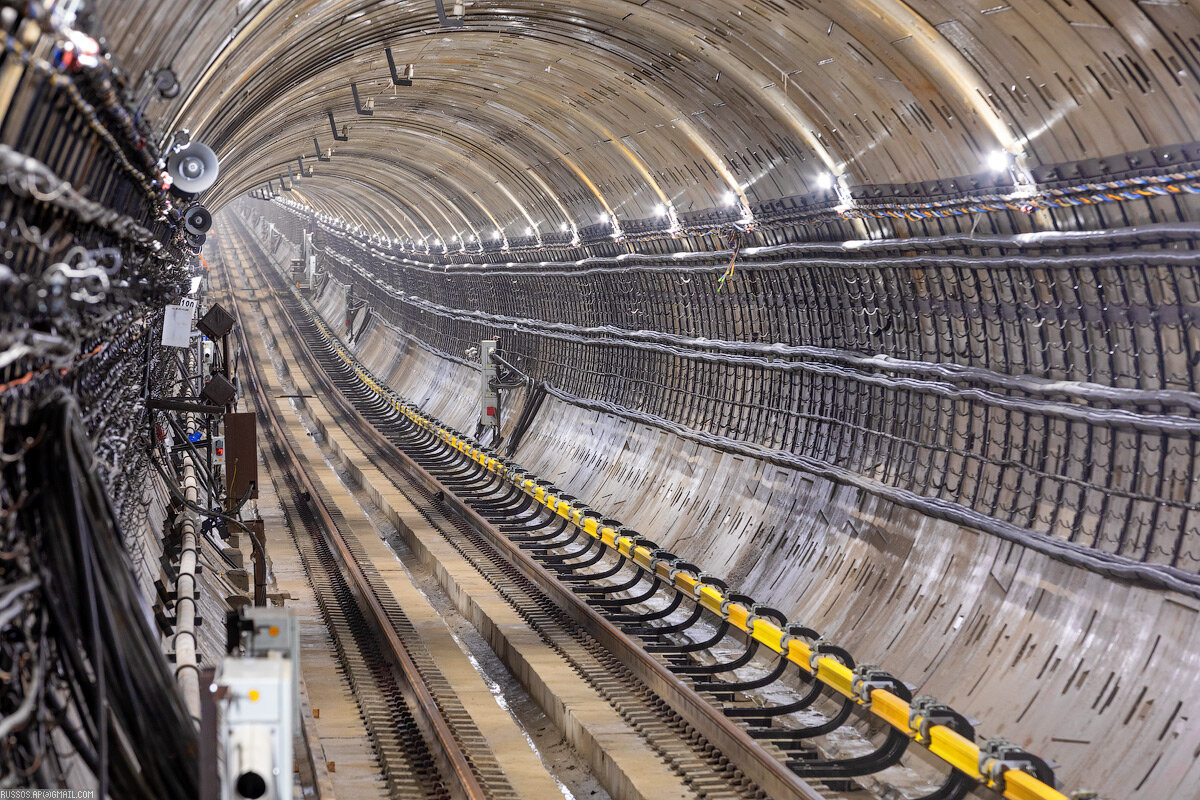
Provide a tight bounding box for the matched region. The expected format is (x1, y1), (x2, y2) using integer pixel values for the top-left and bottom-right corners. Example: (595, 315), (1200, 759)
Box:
(1, 394), (198, 796)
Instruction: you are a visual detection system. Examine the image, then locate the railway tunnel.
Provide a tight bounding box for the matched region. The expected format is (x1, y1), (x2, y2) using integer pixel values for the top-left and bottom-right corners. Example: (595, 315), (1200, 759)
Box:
(1, 1), (1198, 799)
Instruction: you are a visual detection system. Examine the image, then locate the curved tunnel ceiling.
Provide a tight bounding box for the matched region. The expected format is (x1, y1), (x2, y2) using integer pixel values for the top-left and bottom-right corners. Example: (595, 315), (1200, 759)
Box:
(98, 1), (1200, 240)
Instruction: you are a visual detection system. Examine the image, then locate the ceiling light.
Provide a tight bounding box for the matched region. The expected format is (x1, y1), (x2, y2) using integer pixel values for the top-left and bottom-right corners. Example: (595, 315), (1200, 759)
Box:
(817, 173), (834, 190)
(986, 150), (1011, 173)
(525, 226), (534, 236)
(493, 230), (502, 240)
(654, 203), (667, 217)
(723, 191), (738, 207)
(560, 222), (569, 232)
(598, 212), (610, 225)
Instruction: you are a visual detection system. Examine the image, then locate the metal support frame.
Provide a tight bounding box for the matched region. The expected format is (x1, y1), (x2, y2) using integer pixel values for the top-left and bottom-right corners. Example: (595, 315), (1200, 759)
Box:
(327, 110), (348, 141)
(350, 81), (373, 115)
(385, 47), (413, 86)
(433, 0), (464, 28)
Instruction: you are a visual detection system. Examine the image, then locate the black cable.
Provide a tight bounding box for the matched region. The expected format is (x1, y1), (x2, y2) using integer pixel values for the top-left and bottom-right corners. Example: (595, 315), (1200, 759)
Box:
(9, 395), (199, 798)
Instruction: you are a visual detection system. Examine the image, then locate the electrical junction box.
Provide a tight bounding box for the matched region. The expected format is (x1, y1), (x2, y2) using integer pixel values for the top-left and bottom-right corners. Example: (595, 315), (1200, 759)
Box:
(213, 435), (226, 467)
(303, 231), (316, 288)
(217, 657), (293, 800)
(201, 339), (215, 382)
(240, 608), (300, 730)
(240, 608), (299, 661)
(223, 412), (258, 500)
(479, 338), (498, 429)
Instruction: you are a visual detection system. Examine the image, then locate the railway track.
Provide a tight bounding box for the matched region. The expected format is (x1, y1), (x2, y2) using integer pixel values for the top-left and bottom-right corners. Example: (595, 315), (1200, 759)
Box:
(213, 244), (496, 800)
(215, 212), (1071, 800)
(269, 444), (450, 799)
(216, 221), (815, 800)
(217, 225), (766, 800)
(268, 309), (789, 800)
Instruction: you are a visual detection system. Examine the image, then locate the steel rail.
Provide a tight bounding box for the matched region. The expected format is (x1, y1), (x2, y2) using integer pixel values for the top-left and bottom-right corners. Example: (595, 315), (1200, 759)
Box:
(219, 239), (489, 800)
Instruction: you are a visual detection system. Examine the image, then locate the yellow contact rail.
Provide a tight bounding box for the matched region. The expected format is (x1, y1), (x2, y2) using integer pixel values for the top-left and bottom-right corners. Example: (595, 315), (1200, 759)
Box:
(305, 300), (1071, 800)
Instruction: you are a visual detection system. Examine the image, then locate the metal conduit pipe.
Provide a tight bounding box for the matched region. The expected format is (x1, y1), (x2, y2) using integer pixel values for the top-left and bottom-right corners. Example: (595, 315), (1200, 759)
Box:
(172, 450), (201, 723)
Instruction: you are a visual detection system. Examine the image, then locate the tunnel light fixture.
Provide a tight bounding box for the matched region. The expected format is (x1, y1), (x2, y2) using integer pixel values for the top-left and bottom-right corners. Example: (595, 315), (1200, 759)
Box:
(986, 149), (1012, 173)
(654, 202), (668, 217)
(722, 190), (738, 207)
(560, 222), (569, 232)
(492, 230), (502, 241)
(817, 173), (834, 190)
(598, 212), (610, 226)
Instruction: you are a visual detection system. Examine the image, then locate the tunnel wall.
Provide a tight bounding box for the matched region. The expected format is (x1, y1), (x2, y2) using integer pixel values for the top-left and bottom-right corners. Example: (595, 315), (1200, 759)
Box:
(242, 207), (1200, 799)
(285, 206), (1200, 576)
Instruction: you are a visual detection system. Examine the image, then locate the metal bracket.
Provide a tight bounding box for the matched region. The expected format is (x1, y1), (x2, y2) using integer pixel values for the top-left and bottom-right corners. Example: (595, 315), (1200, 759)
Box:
(978, 738), (1057, 790)
(851, 664), (898, 704)
(147, 397), (225, 415)
(667, 559), (698, 584)
(908, 695), (977, 742)
(433, 0), (464, 28)
(327, 111), (348, 141)
(691, 572), (726, 599)
(295, 156), (312, 178)
(350, 81), (374, 115)
(313, 137), (330, 162)
(778, 624), (819, 655)
(647, 548), (675, 575)
(385, 47), (413, 86)
(280, 174), (293, 192)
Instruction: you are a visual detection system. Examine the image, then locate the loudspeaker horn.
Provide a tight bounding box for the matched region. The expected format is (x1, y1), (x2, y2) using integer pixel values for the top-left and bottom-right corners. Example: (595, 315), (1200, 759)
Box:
(185, 204), (212, 235)
(167, 142), (219, 194)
